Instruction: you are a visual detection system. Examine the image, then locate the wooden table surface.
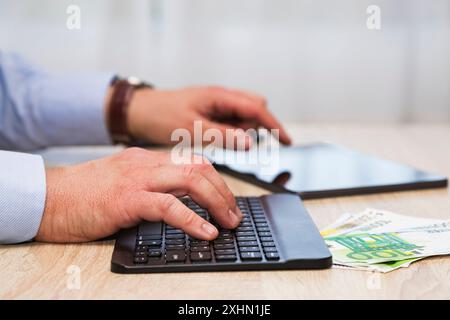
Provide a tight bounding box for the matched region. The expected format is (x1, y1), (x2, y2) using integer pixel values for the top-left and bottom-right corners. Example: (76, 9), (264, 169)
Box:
(1, 124), (450, 299)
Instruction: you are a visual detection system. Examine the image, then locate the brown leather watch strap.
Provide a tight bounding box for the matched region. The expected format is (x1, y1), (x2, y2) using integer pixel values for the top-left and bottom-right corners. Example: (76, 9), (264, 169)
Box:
(108, 79), (136, 144)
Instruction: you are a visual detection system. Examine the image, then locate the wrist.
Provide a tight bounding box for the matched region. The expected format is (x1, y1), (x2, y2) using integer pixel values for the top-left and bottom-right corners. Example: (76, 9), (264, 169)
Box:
(127, 88), (153, 140)
(36, 167), (66, 241)
(105, 76), (154, 145)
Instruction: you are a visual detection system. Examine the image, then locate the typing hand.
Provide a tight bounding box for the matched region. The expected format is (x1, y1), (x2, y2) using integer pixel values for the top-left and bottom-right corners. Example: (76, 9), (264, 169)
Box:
(36, 148), (242, 243)
(125, 86), (292, 148)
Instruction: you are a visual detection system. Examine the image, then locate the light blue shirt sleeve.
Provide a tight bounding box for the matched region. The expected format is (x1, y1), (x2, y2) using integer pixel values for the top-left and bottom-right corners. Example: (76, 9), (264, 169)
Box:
(0, 51), (114, 150)
(0, 151), (46, 243)
(0, 51), (114, 243)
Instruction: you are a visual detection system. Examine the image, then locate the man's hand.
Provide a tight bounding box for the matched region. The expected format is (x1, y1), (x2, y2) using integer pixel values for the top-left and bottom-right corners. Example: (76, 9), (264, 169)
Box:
(125, 86), (292, 148)
(36, 148), (242, 243)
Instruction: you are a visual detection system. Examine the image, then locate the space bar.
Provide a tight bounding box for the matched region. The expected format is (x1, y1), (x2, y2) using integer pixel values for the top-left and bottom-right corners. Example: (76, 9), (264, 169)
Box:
(138, 221), (162, 235)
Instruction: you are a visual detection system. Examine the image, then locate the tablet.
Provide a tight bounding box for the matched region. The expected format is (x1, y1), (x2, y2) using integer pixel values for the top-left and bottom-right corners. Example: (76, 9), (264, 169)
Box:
(208, 142), (448, 199)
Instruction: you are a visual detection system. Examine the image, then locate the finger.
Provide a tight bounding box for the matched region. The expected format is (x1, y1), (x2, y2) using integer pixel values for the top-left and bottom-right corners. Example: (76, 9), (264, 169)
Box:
(190, 155), (240, 216)
(144, 164), (241, 229)
(226, 88), (267, 106)
(208, 88), (292, 145)
(134, 192), (219, 240)
(232, 120), (259, 131)
(253, 108), (292, 145)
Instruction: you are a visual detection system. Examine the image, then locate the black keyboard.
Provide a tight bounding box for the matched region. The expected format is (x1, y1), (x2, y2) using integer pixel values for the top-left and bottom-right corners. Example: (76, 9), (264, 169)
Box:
(111, 194), (332, 273)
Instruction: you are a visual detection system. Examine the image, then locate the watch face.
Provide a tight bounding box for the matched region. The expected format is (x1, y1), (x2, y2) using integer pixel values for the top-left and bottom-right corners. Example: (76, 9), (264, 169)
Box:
(127, 76), (142, 86)
(127, 76), (153, 89)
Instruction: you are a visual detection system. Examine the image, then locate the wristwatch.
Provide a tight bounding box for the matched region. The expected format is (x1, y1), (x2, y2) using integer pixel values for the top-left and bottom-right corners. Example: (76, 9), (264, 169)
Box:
(107, 76), (153, 145)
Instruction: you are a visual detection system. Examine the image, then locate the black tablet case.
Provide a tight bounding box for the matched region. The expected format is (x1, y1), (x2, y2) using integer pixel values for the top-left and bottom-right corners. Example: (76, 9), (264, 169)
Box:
(211, 143), (448, 200)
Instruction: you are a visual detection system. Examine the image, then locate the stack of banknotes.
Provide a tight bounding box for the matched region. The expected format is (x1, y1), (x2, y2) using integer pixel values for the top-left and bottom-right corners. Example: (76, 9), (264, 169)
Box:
(320, 208), (450, 273)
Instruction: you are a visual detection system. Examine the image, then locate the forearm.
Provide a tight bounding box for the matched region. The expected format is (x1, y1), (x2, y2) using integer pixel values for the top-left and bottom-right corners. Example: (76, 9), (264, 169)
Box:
(0, 51), (114, 151)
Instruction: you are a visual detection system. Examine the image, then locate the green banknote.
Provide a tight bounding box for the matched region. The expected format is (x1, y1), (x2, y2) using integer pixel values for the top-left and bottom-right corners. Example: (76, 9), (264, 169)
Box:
(325, 232), (426, 264)
(327, 225), (450, 265)
(322, 209), (450, 272)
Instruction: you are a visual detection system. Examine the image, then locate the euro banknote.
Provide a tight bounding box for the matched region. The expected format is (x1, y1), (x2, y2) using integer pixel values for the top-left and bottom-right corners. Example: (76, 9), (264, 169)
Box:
(321, 208), (449, 272)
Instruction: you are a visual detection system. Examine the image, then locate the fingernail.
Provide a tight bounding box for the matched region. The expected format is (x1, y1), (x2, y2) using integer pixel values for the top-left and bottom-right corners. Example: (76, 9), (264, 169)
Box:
(201, 223), (217, 236)
(228, 209), (241, 226)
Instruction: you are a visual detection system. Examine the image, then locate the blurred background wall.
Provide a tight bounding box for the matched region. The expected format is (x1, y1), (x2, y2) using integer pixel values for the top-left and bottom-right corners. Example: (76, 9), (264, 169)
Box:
(0, 0), (449, 123)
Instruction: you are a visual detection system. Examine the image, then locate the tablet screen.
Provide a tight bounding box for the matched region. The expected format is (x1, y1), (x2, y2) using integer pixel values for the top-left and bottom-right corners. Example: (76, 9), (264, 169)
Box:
(206, 142), (447, 199)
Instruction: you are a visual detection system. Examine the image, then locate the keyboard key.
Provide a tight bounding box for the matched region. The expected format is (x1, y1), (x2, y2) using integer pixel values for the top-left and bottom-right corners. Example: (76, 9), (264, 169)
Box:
(236, 231), (255, 237)
(135, 245), (149, 251)
(165, 233), (185, 239)
(236, 236), (257, 241)
(253, 217), (267, 222)
(214, 238), (234, 244)
(137, 240), (162, 247)
(260, 236), (273, 242)
(263, 247), (278, 252)
(215, 255), (237, 261)
(255, 223), (268, 227)
(256, 227), (270, 232)
(265, 252), (280, 260)
(236, 226), (253, 232)
(134, 251), (147, 257)
(218, 234), (233, 239)
(191, 246), (210, 252)
(166, 244), (185, 250)
(166, 250), (186, 262)
(262, 242), (276, 247)
(134, 256), (148, 264)
(166, 239), (185, 245)
(240, 251), (262, 260)
(258, 232), (271, 237)
(137, 235), (161, 241)
(165, 229), (185, 234)
(189, 240), (209, 246)
(190, 251), (212, 261)
(213, 243), (235, 249)
(148, 250), (162, 257)
(237, 241), (258, 247)
(138, 221), (162, 236)
(215, 249), (236, 255)
(239, 222), (253, 227)
(239, 246), (261, 252)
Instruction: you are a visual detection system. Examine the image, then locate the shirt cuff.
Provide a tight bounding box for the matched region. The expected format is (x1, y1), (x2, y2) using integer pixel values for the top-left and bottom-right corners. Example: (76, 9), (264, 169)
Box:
(33, 72), (115, 146)
(0, 151), (46, 244)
